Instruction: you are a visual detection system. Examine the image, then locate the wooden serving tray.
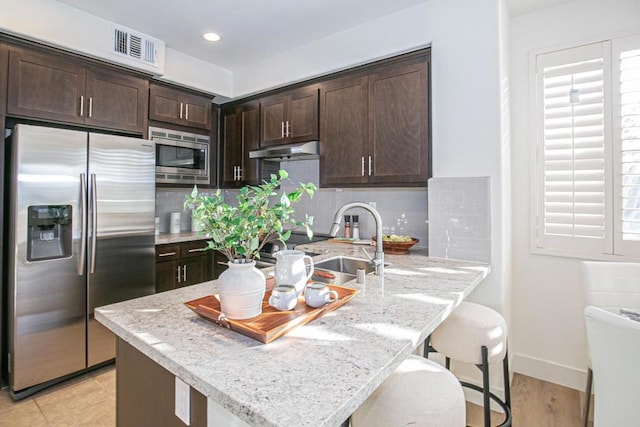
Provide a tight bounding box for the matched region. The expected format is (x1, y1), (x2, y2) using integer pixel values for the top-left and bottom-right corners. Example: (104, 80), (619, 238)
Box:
(184, 284), (359, 344)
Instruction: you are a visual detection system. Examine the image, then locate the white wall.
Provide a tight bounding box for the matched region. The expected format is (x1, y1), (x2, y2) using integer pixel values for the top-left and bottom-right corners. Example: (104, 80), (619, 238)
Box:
(510, 0), (640, 390)
(0, 0), (233, 97)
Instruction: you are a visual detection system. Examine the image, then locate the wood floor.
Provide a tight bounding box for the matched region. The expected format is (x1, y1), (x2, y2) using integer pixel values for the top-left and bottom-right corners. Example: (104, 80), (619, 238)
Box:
(0, 368), (589, 426)
(466, 373), (592, 427)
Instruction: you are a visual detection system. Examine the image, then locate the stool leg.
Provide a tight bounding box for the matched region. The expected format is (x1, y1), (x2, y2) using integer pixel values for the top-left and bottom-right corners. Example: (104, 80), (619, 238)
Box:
(583, 367), (593, 427)
(481, 345), (491, 427)
(503, 349), (511, 409)
(423, 335), (431, 358)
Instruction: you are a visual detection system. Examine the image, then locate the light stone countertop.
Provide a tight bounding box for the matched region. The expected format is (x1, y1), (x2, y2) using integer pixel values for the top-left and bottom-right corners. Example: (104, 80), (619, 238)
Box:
(96, 242), (490, 427)
(155, 231), (209, 245)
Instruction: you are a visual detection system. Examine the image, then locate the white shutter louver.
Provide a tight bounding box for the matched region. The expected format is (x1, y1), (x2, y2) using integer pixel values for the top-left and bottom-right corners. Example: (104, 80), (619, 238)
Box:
(535, 42), (612, 255)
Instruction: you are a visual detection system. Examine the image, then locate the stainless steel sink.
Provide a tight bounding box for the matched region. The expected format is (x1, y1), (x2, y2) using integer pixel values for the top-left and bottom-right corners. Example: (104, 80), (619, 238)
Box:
(315, 256), (376, 275)
(311, 256), (389, 285)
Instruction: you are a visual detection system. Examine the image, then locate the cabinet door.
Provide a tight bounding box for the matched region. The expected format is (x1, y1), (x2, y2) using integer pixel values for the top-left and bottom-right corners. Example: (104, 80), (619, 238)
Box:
(260, 93), (288, 146)
(368, 60), (429, 184)
(7, 48), (85, 124)
(155, 260), (179, 293)
(240, 103), (260, 185)
(221, 108), (240, 186)
(221, 102), (260, 187)
(85, 67), (148, 133)
(182, 256), (207, 287)
(149, 84), (183, 126)
(182, 92), (211, 130)
(319, 75), (369, 186)
(288, 86), (318, 143)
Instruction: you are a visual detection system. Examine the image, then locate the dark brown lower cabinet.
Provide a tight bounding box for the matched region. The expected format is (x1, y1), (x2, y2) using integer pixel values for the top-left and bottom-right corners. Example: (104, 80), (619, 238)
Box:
(117, 339), (207, 427)
(155, 240), (213, 293)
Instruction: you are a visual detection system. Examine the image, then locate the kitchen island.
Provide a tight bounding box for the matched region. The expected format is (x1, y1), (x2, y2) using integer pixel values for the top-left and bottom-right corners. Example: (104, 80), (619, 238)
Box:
(96, 243), (489, 426)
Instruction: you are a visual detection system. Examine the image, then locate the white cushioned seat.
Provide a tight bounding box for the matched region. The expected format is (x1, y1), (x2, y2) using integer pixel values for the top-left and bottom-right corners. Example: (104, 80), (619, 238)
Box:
(351, 355), (465, 427)
(430, 301), (507, 365)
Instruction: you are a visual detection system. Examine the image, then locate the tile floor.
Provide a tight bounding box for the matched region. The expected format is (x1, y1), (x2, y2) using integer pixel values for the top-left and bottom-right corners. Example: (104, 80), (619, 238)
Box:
(0, 364), (115, 427)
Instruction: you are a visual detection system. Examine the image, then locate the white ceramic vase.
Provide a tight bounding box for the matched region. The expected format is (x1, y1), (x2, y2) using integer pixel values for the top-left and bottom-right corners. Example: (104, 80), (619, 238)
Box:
(217, 260), (266, 319)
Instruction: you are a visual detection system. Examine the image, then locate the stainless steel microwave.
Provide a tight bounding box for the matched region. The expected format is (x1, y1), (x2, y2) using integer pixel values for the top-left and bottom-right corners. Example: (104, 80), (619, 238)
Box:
(149, 126), (210, 185)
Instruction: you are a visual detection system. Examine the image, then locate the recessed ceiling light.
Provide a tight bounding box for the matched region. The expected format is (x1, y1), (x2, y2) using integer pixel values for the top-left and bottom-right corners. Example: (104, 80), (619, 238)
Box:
(203, 32), (221, 42)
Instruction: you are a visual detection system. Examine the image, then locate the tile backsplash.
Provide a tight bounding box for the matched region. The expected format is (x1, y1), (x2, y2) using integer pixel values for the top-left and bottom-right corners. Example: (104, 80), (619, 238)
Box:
(427, 176), (491, 263)
(155, 160), (429, 248)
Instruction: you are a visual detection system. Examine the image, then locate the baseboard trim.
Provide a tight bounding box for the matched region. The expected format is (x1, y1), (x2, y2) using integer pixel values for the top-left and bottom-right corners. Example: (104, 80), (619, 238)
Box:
(511, 352), (587, 391)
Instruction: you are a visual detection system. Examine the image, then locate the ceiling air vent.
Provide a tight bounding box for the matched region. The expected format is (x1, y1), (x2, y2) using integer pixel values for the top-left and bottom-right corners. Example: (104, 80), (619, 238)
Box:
(111, 25), (160, 67)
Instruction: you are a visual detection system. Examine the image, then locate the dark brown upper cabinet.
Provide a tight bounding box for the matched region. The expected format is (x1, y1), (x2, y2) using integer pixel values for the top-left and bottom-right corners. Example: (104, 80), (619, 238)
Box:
(260, 86), (318, 146)
(149, 83), (212, 130)
(221, 101), (260, 187)
(320, 75), (369, 186)
(7, 47), (148, 133)
(319, 55), (430, 187)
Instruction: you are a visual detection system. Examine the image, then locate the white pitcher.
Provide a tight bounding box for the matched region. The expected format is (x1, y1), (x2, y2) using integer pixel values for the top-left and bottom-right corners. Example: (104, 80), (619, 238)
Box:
(273, 250), (314, 295)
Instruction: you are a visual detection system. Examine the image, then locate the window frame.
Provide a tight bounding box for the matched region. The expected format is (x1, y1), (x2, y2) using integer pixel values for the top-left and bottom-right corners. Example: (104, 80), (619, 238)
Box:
(530, 34), (640, 261)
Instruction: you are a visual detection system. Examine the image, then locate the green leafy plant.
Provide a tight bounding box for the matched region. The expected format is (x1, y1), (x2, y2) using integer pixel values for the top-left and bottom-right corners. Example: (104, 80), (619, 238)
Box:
(185, 170), (316, 262)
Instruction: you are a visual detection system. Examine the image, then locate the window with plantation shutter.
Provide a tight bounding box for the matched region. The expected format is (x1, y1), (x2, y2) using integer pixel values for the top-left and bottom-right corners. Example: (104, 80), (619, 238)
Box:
(533, 35), (640, 260)
(534, 42), (612, 257)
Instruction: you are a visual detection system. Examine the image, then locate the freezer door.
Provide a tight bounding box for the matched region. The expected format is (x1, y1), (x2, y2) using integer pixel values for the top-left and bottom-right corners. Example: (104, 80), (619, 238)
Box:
(87, 133), (155, 366)
(9, 125), (88, 392)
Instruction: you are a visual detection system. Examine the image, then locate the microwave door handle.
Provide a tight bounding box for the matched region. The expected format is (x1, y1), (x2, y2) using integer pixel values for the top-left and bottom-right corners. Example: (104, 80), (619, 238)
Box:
(78, 173), (87, 275)
(90, 173), (98, 274)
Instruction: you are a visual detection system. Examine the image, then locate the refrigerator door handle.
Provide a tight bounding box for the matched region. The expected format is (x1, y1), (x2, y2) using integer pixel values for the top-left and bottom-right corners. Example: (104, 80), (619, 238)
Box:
(90, 173), (98, 274)
(79, 173), (87, 275)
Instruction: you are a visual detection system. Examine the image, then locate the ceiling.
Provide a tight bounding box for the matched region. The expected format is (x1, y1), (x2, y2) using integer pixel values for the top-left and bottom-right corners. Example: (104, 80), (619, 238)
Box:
(54, 0), (572, 72)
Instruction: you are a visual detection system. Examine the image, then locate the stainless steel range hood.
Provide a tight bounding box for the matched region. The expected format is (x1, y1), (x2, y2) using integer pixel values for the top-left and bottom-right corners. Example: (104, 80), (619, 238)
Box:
(249, 141), (319, 161)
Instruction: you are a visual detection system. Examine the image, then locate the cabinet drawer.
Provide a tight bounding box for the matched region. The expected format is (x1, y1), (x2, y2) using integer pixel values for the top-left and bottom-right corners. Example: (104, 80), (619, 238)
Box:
(180, 240), (209, 258)
(155, 244), (180, 261)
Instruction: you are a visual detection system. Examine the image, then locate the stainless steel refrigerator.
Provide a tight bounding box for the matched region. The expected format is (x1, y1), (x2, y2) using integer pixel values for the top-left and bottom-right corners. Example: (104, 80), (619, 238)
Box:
(6, 124), (156, 397)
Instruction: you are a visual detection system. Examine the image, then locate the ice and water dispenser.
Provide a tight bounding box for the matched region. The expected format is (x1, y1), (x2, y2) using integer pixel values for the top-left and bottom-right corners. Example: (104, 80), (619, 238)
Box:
(27, 205), (72, 261)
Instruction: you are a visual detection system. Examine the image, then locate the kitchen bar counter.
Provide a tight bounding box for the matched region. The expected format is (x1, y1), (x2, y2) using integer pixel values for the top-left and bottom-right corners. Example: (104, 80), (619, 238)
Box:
(96, 243), (489, 426)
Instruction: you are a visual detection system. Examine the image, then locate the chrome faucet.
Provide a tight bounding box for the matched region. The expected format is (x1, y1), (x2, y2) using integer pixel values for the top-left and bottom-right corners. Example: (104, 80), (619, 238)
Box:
(330, 202), (384, 276)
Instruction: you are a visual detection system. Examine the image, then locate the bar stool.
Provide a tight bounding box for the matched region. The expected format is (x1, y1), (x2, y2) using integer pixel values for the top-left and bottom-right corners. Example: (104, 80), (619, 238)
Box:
(425, 301), (512, 427)
(351, 355), (466, 426)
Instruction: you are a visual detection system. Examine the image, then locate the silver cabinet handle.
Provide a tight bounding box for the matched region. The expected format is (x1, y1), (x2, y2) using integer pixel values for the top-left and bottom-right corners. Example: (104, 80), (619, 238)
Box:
(80, 96), (84, 117)
(286, 121), (291, 137)
(238, 166), (242, 180)
(188, 248), (206, 253)
(88, 97), (93, 118)
(158, 252), (176, 257)
(185, 104), (189, 120)
(79, 173), (87, 275)
(179, 102), (183, 119)
(183, 265), (187, 282)
(89, 174), (98, 274)
(368, 155), (372, 176)
(281, 121), (285, 138)
(361, 157), (365, 176)
(176, 265), (181, 283)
